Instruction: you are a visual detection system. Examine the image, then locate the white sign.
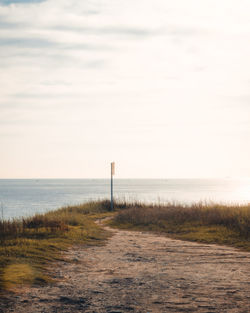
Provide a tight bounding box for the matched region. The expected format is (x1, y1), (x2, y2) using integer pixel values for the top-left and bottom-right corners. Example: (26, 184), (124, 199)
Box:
(111, 162), (115, 176)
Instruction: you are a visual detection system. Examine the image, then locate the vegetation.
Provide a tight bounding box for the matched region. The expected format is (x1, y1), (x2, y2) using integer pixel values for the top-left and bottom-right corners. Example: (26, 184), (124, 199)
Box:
(0, 200), (113, 291)
(1, 199), (250, 291)
(110, 201), (250, 252)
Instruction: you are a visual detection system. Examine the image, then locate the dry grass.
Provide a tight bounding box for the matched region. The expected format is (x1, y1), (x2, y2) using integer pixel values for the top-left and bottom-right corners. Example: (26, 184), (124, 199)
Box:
(111, 201), (250, 251)
(0, 200), (113, 291)
(1, 199), (249, 290)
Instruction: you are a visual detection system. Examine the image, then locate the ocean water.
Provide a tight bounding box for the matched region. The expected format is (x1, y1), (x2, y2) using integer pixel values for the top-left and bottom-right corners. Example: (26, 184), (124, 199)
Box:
(0, 179), (250, 220)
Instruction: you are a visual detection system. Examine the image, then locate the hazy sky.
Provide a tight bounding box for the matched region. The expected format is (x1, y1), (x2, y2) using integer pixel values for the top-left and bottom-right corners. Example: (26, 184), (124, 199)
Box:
(0, 0), (250, 178)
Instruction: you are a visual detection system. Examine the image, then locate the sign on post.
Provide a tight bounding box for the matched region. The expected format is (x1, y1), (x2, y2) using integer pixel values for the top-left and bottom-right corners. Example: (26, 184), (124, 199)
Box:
(111, 162), (115, 176)
(111, 162), (115, 210)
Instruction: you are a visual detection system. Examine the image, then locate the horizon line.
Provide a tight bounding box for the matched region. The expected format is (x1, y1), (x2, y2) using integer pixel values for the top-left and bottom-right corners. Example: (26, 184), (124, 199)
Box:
(0, 177), (249, 180)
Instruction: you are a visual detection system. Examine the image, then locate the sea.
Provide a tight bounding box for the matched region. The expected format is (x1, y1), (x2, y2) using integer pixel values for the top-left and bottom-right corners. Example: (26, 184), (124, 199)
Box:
(0, 179), (250, 220)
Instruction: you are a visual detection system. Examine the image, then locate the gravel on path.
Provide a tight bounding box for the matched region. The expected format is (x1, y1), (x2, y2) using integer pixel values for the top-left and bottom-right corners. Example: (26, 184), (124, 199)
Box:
(1, 222), (250, 313)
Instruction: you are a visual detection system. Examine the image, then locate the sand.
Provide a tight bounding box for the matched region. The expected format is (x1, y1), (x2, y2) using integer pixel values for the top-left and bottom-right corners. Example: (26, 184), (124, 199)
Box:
(1, 222), (250, 312)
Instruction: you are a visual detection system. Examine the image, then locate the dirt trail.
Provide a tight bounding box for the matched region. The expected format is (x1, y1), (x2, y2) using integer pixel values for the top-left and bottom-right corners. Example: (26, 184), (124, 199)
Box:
(2, 223), (250, 313)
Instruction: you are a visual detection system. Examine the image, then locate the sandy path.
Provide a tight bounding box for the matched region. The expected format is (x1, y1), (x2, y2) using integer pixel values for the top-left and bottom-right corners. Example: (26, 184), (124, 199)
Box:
(2, 224), (250, 313)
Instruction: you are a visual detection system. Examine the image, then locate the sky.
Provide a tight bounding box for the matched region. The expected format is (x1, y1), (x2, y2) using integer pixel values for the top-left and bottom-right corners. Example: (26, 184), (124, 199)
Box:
(0, 0), (250, 179)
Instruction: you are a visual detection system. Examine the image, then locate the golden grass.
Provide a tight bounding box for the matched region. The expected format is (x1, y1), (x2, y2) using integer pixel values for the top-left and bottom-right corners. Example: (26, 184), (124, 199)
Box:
(1, 199), (249, 290)
(110, 201), (250, 251)
(0, 200), (113, 291)
(3, 264), (35, 290)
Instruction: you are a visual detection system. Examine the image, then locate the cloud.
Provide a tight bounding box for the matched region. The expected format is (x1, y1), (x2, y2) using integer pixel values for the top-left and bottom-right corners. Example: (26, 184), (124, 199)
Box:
(52, 24), (162, 38)
(0, 0), (162, 74)
(0, 0), (44, 5)
(0, 0), (250, 178)
(0, 37), (54, 47)
(0, 36), (113, 51)
(0, 19), (20, 28)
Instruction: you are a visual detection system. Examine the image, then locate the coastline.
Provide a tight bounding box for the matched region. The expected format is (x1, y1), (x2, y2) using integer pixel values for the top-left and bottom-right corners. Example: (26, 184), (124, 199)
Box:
(1, 200), (250, 293)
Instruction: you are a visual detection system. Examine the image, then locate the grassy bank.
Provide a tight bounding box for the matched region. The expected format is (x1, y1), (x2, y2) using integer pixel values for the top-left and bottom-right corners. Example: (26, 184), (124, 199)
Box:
(2, 200), (250, 291)
(0, 200), (114, 291)
(110, 201), (250, 252)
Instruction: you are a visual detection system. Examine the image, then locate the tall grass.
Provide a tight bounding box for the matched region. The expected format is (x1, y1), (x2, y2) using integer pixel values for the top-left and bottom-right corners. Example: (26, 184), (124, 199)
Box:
(0, 200), (112, 242)
(1, 199), (249, 290)
(0, 216), (68, 243)
(0, 200), (113, 290)
(112, 201), (250, 250)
